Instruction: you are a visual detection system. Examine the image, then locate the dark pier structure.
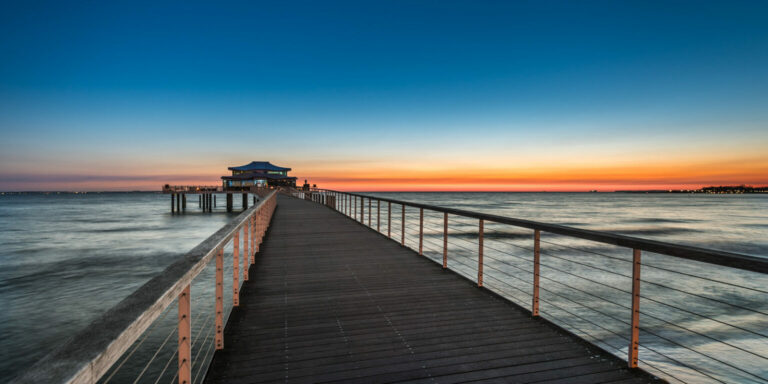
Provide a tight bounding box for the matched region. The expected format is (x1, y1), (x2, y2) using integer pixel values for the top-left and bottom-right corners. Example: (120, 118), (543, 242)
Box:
(163, 161), (297, 214)
(164, 185), (221, 213)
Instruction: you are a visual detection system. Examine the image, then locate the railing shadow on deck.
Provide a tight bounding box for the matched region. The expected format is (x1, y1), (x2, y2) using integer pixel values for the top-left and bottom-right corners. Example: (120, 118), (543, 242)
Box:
(11, 191), (277, 384)
(296, 189), (768, 384)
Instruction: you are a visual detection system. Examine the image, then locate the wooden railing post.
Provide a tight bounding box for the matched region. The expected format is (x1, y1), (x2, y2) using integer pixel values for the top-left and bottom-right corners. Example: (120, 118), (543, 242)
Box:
(532, 229), (540, 317)
(629, 248), (642, 368)
(377, 200), (381, 231)
(419, 208), (424, 255)
(388, 202), (392, 238)
(443, 213), (448, 269)
(401, 204), (405, 246)
(243, 224), (249, 281)
(233, 231), (240, 306)
(478, 219), (484, 287)
(177, 285), (191, 384)
(215, 249), (224, 350)
(361, 197), (365, 223)
(250, 215), (255, 263)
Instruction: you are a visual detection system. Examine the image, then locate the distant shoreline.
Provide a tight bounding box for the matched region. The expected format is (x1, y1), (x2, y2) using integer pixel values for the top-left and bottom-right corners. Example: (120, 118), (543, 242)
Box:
(2, 187), (767, 195)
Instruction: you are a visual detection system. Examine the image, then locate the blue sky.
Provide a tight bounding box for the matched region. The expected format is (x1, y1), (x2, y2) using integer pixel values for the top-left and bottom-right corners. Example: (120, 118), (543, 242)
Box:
(1, 1), (767, 190)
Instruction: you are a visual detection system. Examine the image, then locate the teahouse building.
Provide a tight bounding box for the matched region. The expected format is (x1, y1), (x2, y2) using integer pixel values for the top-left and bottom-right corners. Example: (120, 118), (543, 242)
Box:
(221, 161), (297, 191)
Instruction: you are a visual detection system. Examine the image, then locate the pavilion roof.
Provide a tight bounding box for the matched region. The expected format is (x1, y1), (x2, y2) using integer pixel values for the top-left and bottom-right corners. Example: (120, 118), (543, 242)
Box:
(221, 172), (297, 181)
(228, 161), (291, 172)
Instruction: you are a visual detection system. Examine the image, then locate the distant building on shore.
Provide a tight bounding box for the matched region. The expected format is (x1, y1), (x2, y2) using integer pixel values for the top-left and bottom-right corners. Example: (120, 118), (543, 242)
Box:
(221, 161), (297, 191)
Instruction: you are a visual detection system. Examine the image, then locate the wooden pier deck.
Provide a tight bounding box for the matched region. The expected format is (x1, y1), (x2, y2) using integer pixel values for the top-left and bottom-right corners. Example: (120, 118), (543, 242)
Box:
(204, 196), (653, 384)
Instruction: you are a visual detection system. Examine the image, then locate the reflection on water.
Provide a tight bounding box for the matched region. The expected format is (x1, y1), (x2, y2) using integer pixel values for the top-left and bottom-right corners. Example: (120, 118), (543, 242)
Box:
(1, 192), (766, 382)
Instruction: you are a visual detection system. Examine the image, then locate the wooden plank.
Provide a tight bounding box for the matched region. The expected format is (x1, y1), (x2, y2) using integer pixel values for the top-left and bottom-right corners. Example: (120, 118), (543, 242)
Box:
(204, 196), (654, 384)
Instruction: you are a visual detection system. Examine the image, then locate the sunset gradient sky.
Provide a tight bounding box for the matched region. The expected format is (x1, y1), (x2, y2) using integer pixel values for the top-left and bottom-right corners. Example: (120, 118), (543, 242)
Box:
(1, 1), (767, 191)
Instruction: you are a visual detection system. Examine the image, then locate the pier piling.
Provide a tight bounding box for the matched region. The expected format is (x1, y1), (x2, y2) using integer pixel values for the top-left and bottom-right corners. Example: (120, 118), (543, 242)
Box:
(242, 193), (247, 210)
(227, 193), (233, 212)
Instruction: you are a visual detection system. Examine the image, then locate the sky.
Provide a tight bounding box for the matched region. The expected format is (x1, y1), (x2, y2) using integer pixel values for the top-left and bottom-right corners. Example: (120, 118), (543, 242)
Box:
(1, 1), (767, 191)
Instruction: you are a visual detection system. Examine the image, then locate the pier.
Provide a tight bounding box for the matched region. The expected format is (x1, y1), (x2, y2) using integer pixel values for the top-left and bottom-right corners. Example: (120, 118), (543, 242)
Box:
(162, 185), (259, 213)
(13, 190), (768, 384)
(203, 196), (652, 383)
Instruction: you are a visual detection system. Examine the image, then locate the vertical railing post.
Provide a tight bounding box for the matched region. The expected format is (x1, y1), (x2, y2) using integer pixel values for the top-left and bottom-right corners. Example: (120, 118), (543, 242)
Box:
(443, 213), (448, 269)
(478, 219), (484, 287)
(532, 229), (540, 317)
(401, 204), (405, 246)
(250, 215), (255, 263)
(361, 197), (365, 223)
(233, 231), (240, 306)
(177, 285), (191, 384)
(256, 211), (261, 256)
(215, 249), (224, 350)
(387, 202), (392, 238)
(629, 248), (641, 368)
(368, 198), (372, 226)
(243, 224), (249, 281)
(418, 208), (424, 255)
(377, 200), (381, 232)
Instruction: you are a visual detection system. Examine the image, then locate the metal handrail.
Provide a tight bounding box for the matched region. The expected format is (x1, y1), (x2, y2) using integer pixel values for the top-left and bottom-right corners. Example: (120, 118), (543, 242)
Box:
(316, 189), (768, 274)
(12, 190), (277, 384)
(300, 188), (768, 381)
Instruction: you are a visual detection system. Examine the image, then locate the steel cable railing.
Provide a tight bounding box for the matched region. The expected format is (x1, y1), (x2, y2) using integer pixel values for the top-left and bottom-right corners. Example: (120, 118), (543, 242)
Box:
(311, 189), (768, 384)
(537, 238), (768, 319)
(102, 304), (175, 383)
(535, 238), (768, 333)
(15, 191), (278, 384)
(133, 320), (177, 383)
(353, 193), (768, 370)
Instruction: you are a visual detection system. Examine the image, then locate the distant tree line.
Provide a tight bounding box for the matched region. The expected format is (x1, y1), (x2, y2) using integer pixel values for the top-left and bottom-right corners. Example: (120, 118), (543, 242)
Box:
(700, 185), (768, 194)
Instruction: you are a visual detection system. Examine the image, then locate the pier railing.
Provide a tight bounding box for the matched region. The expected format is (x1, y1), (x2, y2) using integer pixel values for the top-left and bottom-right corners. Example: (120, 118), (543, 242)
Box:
(303, 189), (768, 384)
(12, 190), (277, 384)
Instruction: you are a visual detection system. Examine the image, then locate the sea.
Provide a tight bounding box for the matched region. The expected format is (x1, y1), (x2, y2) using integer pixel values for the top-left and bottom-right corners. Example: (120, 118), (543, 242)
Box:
(0, 192), (766, 383)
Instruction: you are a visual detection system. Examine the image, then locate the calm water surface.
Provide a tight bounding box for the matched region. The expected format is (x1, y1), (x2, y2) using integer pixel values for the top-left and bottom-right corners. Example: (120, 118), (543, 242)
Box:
(0, 192), (766, 382)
